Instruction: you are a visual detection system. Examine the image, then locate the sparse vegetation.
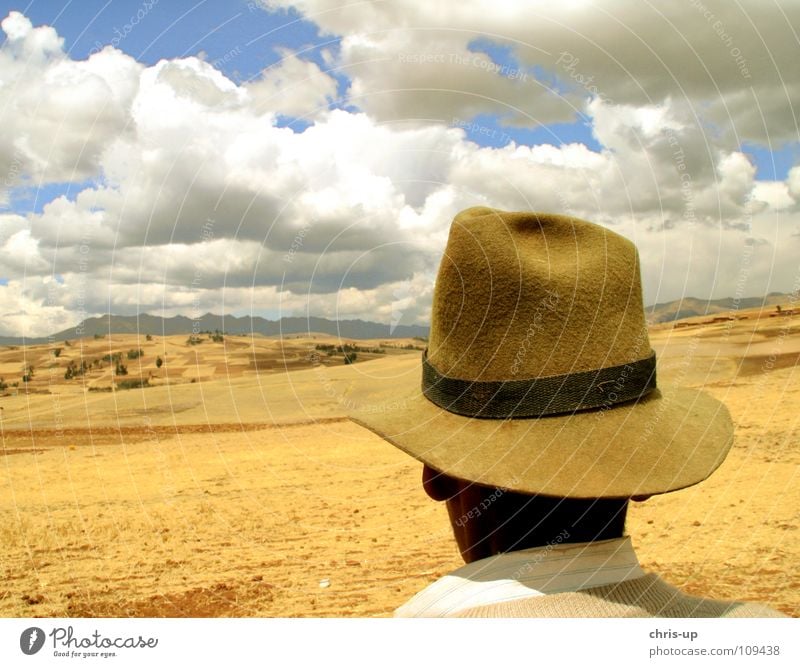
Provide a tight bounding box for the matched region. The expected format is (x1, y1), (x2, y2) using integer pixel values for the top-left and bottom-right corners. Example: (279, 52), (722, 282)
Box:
(87, 386), (113, 392)
(209, 329), (224, 343)
(156, 356), (163, 368)
(146, 334), (153, 341)
(53, 347), (62, 358)
(102, 352), (122, 364)
(344, 351), (357, 364)
(127, 348), (144, 360)
(314, 343), (384, 354)
(93, 333), (105, 339)
(186, 335), (203, 346)
(115, 361), (128, 376)
(117, 378), (148, 390)
(0, 377), (7, 391)
(64, 360), (89, 380)
(21, 365), (34, 383)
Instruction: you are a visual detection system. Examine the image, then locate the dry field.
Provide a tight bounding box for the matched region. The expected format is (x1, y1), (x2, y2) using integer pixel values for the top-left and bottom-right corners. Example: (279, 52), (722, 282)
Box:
(0, 312), (798, 617)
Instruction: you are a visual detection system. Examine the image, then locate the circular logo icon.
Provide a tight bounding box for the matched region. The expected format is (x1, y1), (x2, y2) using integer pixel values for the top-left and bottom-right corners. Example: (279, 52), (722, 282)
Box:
(20, 627), (45, 655)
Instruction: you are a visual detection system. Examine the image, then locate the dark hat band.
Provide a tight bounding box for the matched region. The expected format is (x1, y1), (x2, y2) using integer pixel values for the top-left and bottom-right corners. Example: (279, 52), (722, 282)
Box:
(421, 349), (657, 419)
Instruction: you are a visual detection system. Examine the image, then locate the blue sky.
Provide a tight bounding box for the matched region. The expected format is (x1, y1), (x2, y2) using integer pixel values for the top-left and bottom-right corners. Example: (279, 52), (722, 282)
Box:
(1, 1), (798, 337)
(2, 0), (324, 76)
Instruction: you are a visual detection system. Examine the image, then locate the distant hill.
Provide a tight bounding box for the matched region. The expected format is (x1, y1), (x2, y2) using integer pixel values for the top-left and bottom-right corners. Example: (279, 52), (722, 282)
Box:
(645, 292), (792, 324)
(0, 313), (430, 346)
(1, 292), (794, 345)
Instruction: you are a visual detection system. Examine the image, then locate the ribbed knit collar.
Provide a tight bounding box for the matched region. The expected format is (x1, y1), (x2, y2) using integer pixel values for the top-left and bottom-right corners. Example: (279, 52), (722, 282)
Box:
(394, 535), (645, 617)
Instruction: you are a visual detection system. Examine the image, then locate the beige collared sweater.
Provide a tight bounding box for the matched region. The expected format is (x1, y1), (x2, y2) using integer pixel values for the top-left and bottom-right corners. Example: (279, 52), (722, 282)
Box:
(452, 574), (787, 617)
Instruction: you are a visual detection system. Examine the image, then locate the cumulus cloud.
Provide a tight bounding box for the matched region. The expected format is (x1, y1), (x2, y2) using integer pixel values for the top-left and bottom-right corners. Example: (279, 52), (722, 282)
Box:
(1, 7), (799, 337)
(0, 12), (142, 186)
(260, 0), (800, 144)
(246, 48), (338, 118)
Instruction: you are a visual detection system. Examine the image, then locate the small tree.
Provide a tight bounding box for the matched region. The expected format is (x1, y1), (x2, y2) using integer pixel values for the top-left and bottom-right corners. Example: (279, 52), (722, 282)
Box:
(22, 365), (34, 382)
(53, 347), (62, 358)
(156, 356), (163, 369)
(344, 352), (357, 364)
(115, 361), (128, 376)
(146, 334), (153, 341)
(0, 377), (7, 391)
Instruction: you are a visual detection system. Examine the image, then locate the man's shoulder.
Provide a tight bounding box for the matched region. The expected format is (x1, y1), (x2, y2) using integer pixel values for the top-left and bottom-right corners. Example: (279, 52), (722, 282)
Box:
(451, 573), (787, 618)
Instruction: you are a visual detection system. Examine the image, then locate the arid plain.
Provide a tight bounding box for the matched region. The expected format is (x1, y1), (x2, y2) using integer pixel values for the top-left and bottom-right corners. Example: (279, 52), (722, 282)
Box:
(1, 308), (798, 617)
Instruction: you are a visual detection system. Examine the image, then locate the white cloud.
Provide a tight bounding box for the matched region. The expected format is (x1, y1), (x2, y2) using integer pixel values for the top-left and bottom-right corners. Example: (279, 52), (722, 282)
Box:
(260, 0), (800, 144)
(0, 13), (143, 185)
(0, 277), (74, 339)
(1, 8), (799, 337)
(246, 48), (338, 118)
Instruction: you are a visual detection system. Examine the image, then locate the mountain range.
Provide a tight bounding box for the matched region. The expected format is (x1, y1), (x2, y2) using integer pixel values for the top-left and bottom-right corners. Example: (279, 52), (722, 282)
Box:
(0, 292), (793, 345)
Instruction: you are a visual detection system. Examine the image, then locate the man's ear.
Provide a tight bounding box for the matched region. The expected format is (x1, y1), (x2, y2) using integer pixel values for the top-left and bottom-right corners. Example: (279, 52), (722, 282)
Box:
(422, 464), (460, 502)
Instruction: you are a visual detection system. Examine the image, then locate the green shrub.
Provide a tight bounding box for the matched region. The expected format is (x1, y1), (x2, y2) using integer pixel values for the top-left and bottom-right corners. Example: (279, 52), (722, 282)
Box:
(117, 378), (149, 390)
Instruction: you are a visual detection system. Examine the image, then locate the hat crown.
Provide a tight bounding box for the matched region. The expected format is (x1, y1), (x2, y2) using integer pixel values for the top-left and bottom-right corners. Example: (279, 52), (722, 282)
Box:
(428, 207), (651, 381)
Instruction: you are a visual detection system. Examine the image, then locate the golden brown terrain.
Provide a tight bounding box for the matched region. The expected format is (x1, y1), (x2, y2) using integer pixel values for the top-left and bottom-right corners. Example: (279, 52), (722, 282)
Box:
(0, 309), (798, 617)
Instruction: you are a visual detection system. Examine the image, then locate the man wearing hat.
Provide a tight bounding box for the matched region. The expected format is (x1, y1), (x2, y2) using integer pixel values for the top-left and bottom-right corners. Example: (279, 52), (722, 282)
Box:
(347, 207), (785, 617)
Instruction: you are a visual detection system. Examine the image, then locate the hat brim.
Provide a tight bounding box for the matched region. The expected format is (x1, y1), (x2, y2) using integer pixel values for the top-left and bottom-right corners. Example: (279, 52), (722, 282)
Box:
(344, 355), (734, 498)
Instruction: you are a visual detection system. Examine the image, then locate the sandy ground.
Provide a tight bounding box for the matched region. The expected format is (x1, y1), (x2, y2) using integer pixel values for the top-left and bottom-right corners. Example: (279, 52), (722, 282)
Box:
(0, 312), (798, 617)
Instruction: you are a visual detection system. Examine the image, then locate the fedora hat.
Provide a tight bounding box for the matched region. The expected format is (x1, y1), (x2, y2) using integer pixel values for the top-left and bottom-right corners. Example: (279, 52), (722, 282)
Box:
(345, 207), (733, 498)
